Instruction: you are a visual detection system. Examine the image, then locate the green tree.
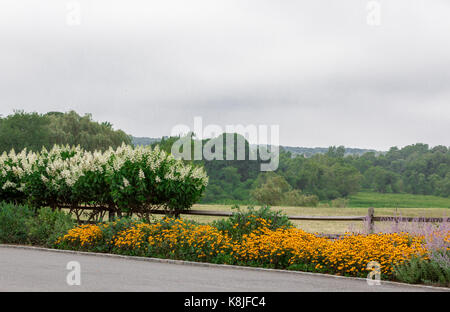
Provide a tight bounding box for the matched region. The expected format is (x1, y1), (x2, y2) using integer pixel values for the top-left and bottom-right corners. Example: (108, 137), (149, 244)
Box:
(0, 111), (51, 152)
(0, 111), (132, 153)
(251, 173), (291, 205)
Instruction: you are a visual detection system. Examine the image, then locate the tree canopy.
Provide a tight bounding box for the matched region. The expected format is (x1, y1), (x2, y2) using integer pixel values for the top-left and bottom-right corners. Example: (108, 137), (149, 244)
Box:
(1, 111), (448, 206)
(0, 111), (131, 152)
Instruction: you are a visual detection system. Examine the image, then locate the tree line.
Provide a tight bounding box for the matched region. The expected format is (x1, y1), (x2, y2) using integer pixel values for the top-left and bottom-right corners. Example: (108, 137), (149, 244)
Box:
(1, 111), (448, 206)
(0, 111), (131, 152)
(149, 135), (449, 205)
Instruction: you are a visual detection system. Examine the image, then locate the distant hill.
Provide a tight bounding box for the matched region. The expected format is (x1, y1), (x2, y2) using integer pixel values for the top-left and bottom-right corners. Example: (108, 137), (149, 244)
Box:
(132, 136), (380, 156)
(131, 136), (161, 146)
(280, 146), (379, 157)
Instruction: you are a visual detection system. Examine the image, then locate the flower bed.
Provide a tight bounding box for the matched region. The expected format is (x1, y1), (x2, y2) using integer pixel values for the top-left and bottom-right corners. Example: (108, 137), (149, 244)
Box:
(56, 217), (439, 280)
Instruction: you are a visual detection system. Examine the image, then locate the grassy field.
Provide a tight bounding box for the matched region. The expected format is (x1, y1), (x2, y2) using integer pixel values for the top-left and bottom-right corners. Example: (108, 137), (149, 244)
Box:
(181, 204), (449, 234)
(347, 191), (450, 208)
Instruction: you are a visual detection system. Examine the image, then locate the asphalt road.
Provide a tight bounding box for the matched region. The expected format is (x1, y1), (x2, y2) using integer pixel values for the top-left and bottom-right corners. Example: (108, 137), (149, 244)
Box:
(0, 246), (446, 292)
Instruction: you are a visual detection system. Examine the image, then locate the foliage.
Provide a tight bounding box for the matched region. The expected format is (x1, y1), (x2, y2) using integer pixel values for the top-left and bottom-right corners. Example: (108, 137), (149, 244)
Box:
(2, 110), (449, 205)
(26, 207), (75, 247)
(0, 144), (209, 216)
(213, 205), (293, 240)
(115, 218), (234, 262)
(57, 217), (234, 263)
(0, 111), (131, 153)
(383, 215), (450, 287)
(394, 254), (450, 287)
(0, 202), (74, 247)
(251, 173), (291, 206)
(198, 140), (450, 203)
(56, 218), (431, 281)
(56, 218), (143, 253)
(153, 133), (261, 204)
(56, 224), (104, 251)
(182, 140), (449, 204)
(0, 202), (34, 244)
(282, 190), (319, 207)
(354, 144), (450, 197)
(154, 136), (368, 203)
(250, 173), (319, 206)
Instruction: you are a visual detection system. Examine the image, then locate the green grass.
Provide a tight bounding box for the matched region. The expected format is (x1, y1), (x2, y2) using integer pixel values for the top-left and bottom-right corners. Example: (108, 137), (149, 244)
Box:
(348, 191), (450, 208)
(202, 191), (450, 209)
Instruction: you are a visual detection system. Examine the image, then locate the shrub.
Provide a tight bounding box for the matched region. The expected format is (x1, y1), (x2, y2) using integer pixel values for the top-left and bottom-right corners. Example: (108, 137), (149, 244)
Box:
(57, 217), (235, 263)
(94, 218), (139, 253)
(114, 217), (234, 263)
(0, 202), (33, 244)
(0, 149), (36, 205)
(331, 198), (349, 208)
(111, 222), (154, 256)
(56, 224), (104, 251)
(250, 173), (291, 206)
(26, 207), (75, 247)
(0, 202), (74, 246)
(282, 190), (319, 207)
(56, 217), (138, 253)
(251, 173), (319, 207)
(0, 144), (209, 216)
(394, 253), (450, 287)
(213, 205), (293, 240)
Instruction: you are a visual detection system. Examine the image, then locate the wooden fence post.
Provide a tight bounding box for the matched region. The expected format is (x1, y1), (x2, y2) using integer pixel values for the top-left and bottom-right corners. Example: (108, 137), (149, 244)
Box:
(367, 207), (374, 234)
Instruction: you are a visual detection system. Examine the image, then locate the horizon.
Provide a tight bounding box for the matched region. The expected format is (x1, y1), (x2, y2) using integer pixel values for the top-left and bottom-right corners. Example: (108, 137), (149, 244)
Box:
(2, 109), (447, 152)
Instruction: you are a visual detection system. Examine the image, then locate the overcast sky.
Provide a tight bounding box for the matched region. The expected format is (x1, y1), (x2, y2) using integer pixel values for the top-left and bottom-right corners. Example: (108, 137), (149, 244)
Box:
(0, 0), (449, 150)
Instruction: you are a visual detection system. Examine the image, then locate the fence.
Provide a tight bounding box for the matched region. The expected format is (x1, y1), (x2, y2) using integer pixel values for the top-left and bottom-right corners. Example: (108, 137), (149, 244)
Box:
(169, 206), (447, 235)
(70, 206), (447, 236)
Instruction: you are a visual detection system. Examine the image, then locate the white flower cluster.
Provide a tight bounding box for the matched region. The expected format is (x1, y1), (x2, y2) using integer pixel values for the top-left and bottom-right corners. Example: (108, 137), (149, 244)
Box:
(41, 145), (87, 188)
(0, 143), (209, 199)
(0, 148), (38, 192)
(2, 180), (16, 190)
(107, 143), (208, 189)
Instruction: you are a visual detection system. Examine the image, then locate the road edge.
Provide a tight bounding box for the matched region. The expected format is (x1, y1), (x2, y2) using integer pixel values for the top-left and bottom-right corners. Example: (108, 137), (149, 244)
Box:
(1, 243), (448, 292)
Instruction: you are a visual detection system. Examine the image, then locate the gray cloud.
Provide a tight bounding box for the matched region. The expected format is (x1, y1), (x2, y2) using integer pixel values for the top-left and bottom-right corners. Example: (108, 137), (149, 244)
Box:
(0, 0), (449, 150)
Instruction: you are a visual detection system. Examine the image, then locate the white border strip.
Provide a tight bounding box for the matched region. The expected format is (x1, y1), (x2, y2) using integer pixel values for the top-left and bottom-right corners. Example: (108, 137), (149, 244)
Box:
(1, 244), (448, 291)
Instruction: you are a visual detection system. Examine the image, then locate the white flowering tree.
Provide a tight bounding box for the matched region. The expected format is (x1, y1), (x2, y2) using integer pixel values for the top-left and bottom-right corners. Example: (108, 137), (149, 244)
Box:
(0, 149), (37, 204)
(0, 144), (208, 221)
(106, 144), (208, 219)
